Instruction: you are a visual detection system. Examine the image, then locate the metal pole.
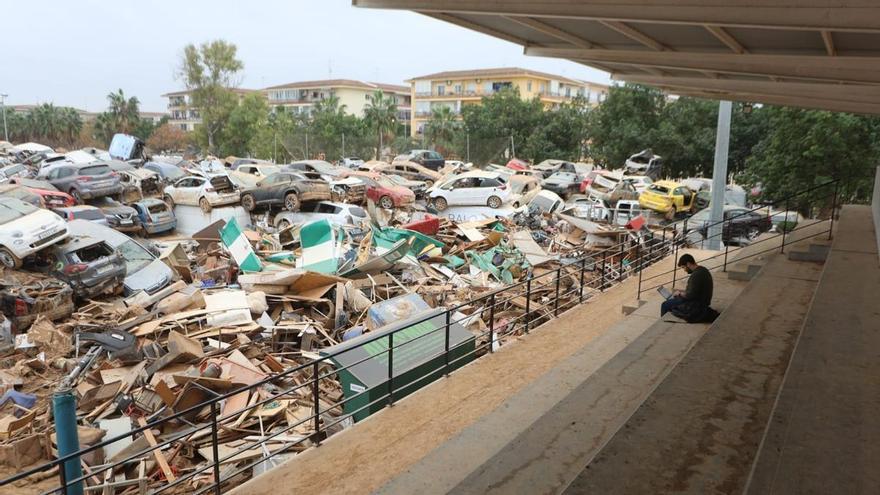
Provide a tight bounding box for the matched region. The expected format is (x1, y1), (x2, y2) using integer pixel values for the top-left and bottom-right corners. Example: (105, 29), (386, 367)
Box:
(600, 251), (606, 291)
(524, 277), (532, 333)
(444, 310), (451, 375)
(781, 198), (789, 253)
(0, 94), (8, 142)
(305, 132), (309, 159)
(554, 267), (561, 317)
(342, 132), (345, 159)
(387, 334), (394, 406)
(637, 242), (643, 298)
(829, 181), (838, 240)
(312, 361), (321, 439)
(708, 100), (732, 251)
(510, 135), (515, 158)
(672, 237), (679, 289)
(724, 243), (730, 272)
(53, 389), (84, 495)
(579, 257), (586, 302)
(488, 293), (496, 352)
(466, 132), (470, 163)
(210, 402), (221, 494)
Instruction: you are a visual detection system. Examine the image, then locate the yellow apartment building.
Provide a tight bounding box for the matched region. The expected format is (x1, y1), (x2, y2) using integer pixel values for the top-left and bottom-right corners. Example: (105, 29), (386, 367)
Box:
(408, 67), (609, 135)
(162, 88), (259, 132)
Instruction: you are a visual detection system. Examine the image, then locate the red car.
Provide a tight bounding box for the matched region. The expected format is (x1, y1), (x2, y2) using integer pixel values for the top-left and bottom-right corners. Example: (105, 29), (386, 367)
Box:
(0, 184), (75, 208)
(8, 178), (76, 207)
(351, 172), (415, 209)
(506, 158), (529, 171)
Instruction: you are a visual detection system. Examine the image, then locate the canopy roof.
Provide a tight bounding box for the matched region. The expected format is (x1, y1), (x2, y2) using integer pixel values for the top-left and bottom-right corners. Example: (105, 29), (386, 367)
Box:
(354, 1), (880, 114)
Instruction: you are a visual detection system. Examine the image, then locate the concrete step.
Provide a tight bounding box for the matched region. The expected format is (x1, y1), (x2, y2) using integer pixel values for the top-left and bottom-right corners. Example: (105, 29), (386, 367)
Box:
(621, 299), (645, 315)
(786, 242), (830, 262)
(727, 262), (763, 281)
(745, 205), (880, 495)
(563, 253), (823, 494)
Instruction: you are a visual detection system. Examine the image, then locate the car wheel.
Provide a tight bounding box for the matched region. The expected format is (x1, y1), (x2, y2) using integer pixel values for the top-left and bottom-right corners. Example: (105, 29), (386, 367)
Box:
(0, 248), (21, 269)
(71, 190), (83, 204)
(433, 197), (448, 211)
(379, 195), (394, 209)
(284, 192), (300, 212)
(241, 194), (256, 212)
(424, 180), (434, 188)
(199, 197), (212, 213)
(164, 195), (175, 208)
(277, 219), (291, 230)
(487, 195), (502, 209)
(747, 226), (761, 239)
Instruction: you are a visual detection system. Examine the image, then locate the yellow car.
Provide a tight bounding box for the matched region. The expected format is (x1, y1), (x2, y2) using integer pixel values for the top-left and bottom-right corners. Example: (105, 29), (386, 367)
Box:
(638, 180), (696, 216)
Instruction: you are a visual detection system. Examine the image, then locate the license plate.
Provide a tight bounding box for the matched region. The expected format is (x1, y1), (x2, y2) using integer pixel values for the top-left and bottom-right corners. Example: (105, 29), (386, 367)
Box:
(37, 228), (57, 240)
(121, 219), (133, 225)
(96, 264), (113, 275)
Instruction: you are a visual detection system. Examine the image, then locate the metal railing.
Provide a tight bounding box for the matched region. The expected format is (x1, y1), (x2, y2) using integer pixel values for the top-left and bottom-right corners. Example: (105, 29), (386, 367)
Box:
(2, 225), (675, 494)
(3, 179), (841, 494)
(636, 178), (840, 300)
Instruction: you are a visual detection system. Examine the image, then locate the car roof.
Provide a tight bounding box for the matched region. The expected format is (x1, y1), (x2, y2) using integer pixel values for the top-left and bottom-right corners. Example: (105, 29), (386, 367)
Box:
(451, 170), (503, 179)
(652, 180), (681, 187)
(57, 205), (101, 212)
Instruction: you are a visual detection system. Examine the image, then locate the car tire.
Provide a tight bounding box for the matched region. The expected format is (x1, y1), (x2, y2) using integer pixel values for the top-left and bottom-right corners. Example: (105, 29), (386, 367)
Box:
(277, 219), (291, 231)
(241, 194), (256, 212)
(433, 197), (448, 211)
(199, 197), (212, 213)
(164, 195), (175, 208)
(0, 248), (21, 269)
(487, 195), (502, 209)
(379, 195), (394, 209)
(747, 226), (761, 239)
(284, 192), (300, 212)
(424, 180), (434, 188)
(71, 190), (83, 204)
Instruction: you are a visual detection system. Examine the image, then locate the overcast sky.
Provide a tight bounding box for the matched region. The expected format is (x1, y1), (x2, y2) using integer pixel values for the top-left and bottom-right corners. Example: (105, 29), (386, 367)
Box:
(3, 0), (610, 112)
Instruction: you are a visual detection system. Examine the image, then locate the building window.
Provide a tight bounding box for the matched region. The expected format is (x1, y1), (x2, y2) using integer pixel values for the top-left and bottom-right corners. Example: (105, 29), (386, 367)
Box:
(527, 81), (532, 92)
(437, 85), (445, 96)
(565, 87), (571, 97)
(539, 83), (546, 94)
(467, 82), (476, 94)
(454, 84), (462, 94)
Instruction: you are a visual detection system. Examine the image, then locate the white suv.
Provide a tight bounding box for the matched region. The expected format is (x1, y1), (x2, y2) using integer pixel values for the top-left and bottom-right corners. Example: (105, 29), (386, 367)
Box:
(428, 171), (510, 211)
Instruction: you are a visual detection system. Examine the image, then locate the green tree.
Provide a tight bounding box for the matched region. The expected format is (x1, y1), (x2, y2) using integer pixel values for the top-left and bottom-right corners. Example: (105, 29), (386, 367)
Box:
(363, 90), (398, 158)
(178, 39), (244, 153)
(741, 106), (880, 211)
(106, 89), (141, 134)
(218, 93), (268, 157)
(523, 96), (591, 162)
(586, 83), (666, 168)
(460, 88), (544, 164)
(425, 106), (459, 154)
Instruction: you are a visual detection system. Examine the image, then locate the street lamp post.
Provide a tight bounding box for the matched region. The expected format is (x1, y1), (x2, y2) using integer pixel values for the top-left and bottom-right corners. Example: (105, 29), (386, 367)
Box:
(0, 94), (8, 142)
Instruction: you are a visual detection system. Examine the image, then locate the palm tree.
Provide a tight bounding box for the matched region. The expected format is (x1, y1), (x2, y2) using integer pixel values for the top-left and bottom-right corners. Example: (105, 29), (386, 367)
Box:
(425, 106), (458, 149)
(363, 90), (398, 158)
(58, 107), (83, 147)
(107, 89), (141, 134)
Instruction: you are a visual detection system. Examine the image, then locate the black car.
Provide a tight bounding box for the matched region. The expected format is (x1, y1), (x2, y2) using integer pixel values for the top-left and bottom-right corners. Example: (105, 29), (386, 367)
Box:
(31, 236), (126, 300)
(395, 150), (444, 171)
(90, 197), (142, 233)
(686, 206), (773, 245)
(240, 171), (331, 212)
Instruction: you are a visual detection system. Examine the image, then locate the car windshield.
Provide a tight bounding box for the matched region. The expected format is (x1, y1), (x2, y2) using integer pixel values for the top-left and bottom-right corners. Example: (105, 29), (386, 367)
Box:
(117, 239), (154, 273)
(0, 198), (37, 223)
(75, 209), (106, 221)
(648, 184), (671, 194)
(80, 165), (111, 176)
(374, 177), (395, 188)
(385, 175), (408, 185)
(3, 165), (25, 176)
(348, 206), (367, 217)
(147, 203), (167, 214)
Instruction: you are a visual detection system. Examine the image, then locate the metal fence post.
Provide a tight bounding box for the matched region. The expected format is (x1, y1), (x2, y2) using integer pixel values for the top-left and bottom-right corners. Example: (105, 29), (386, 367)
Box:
(210, 402), (222, 494)
(781, 198), (790, 253)
(829, 181), (838, 240)
(524, 277), (532, 333)
(387, 334), (394, 406)
(672, 234), (679, 289)
(723, 242), (730, 272)
(444, 310), (451, 375)
(488, 293), (496, 353)
(578, 257), (586, 302)
(618, 242), (625, 281)
(554, 267), (561, 317)
(312, 361), (321, 441)
(600, 251), (607, 291)
(636, 242), (643, 299)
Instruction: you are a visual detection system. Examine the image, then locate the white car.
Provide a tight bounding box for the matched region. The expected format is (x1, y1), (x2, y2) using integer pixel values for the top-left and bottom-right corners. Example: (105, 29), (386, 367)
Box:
(338, 157), (365, 169)
(163, 174), (241, 213)
(621, 175), (653, 194)
(428, 171), (510, 211)
(234, 163), (282, 178)
(0, 197), (69, 268)
(274, 201), (370, 230)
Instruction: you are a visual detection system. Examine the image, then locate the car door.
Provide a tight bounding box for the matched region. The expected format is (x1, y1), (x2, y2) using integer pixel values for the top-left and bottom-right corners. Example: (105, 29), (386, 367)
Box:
(449, 177), (481, 205)
(176, 177), (201, 205)
(393, 165), (413, 180)
(263, 173), (292, 204)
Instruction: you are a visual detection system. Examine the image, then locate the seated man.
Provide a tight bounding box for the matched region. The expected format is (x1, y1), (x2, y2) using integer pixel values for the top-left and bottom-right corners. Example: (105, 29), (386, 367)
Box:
(660, 254), (718, 323)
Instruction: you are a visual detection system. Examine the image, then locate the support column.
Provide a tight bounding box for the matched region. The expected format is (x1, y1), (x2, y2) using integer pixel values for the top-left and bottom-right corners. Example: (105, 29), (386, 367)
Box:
(707, 100), (732, 251)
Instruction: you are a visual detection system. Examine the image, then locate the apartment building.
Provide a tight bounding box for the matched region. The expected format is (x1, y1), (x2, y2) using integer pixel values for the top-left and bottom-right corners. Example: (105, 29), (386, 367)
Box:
(263, 79), (411, 121)
(162, 88), (259, 132)
(408, 67), (609, 135)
